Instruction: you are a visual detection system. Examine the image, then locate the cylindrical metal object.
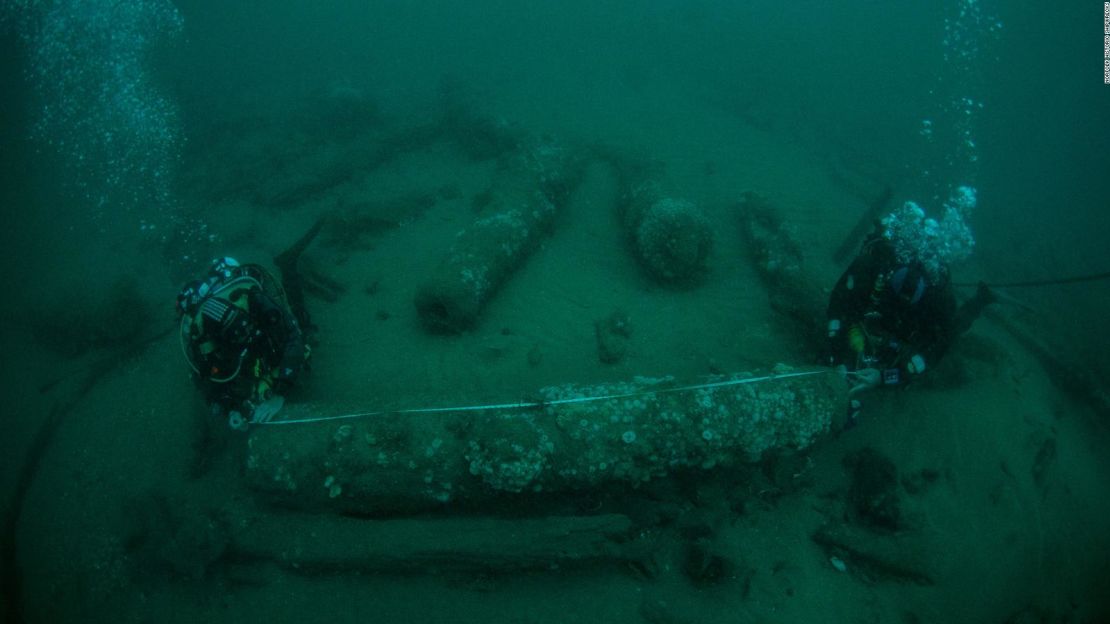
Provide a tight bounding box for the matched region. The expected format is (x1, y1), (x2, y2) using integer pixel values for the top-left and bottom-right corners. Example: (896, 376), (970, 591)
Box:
(737, 191), (827, 354)
(414, 143), (581, 332)
(245, 369), (847, 515)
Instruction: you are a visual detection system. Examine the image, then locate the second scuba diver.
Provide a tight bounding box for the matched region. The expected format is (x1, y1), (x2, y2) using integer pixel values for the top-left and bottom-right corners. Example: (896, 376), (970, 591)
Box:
(176, 257), (310, 430)
(826, 192), (996, 417)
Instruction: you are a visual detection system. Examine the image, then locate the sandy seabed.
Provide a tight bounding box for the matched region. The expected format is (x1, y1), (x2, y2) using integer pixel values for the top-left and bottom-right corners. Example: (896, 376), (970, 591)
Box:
(5, 92), (1110, 624)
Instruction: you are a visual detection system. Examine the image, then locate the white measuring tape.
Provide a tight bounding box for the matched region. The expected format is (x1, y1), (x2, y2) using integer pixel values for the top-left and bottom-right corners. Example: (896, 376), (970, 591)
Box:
(260, 369), (827, 426)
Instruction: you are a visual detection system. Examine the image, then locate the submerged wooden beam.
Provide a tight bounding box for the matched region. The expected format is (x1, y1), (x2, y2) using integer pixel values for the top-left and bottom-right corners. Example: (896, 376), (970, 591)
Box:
(832, 185), (892, 265)
(230, 513), (640, 575)
(813, 522), (941, 586)
(984, 307), (1110, 421)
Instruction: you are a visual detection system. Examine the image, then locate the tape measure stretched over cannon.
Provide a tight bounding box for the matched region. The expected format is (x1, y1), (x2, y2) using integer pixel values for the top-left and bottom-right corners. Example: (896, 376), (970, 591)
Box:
(244, 368), (848, 515)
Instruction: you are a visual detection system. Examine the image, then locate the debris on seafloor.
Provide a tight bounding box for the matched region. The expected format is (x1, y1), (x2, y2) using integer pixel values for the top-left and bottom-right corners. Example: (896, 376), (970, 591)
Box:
(595, 310), (632, 364)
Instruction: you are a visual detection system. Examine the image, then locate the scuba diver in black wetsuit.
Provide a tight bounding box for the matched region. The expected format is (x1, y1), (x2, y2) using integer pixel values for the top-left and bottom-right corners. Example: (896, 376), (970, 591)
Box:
(826, 195), (996, 421)
(826, 233), (995, 386)
(176, 257), (310, 430)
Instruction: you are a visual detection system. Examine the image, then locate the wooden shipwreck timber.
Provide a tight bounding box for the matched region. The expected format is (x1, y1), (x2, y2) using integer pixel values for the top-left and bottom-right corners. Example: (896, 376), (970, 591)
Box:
(245, 368), (847, 515)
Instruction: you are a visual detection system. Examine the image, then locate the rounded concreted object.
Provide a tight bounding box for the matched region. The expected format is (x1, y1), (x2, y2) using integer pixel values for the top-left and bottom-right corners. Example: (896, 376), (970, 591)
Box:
(622, 183), (713, 284)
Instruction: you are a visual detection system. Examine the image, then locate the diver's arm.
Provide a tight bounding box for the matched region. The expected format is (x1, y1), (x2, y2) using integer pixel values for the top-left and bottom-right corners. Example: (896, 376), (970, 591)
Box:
(275, 323), (306, 384)
(898, 288), (959, 377)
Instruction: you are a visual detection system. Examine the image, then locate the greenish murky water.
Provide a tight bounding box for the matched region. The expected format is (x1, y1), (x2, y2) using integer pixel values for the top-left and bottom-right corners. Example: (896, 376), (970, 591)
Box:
(2, 2), (1109, 622)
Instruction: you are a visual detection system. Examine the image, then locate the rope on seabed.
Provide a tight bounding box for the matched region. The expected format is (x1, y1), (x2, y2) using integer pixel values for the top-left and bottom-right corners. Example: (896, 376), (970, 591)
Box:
(260, 369), (829, 426)
(953, 270), (1110, 288)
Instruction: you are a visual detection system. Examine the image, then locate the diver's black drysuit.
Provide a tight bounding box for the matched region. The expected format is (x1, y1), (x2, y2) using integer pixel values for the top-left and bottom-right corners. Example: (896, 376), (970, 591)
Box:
(826, 232), (992, 385)
(181, 265), (306, 415)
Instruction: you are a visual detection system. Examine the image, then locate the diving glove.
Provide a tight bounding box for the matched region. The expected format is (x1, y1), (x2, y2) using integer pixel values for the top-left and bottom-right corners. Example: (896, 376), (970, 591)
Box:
(249, 395), (285, 424)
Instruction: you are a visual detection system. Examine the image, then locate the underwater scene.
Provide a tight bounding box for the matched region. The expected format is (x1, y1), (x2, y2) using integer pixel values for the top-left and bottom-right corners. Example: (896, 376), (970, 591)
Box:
(2, 1), (1110, 622)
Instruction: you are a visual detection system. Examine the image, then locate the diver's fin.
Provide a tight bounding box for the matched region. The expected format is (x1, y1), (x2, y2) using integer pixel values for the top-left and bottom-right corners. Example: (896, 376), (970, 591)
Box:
(274, 214), (329, 330)
(275, 214), (328, 271)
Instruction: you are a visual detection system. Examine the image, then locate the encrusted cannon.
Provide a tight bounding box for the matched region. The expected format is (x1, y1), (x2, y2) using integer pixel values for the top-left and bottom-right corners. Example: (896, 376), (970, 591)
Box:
(414, 141), (584, 332)
(245, 368), (847, 515)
